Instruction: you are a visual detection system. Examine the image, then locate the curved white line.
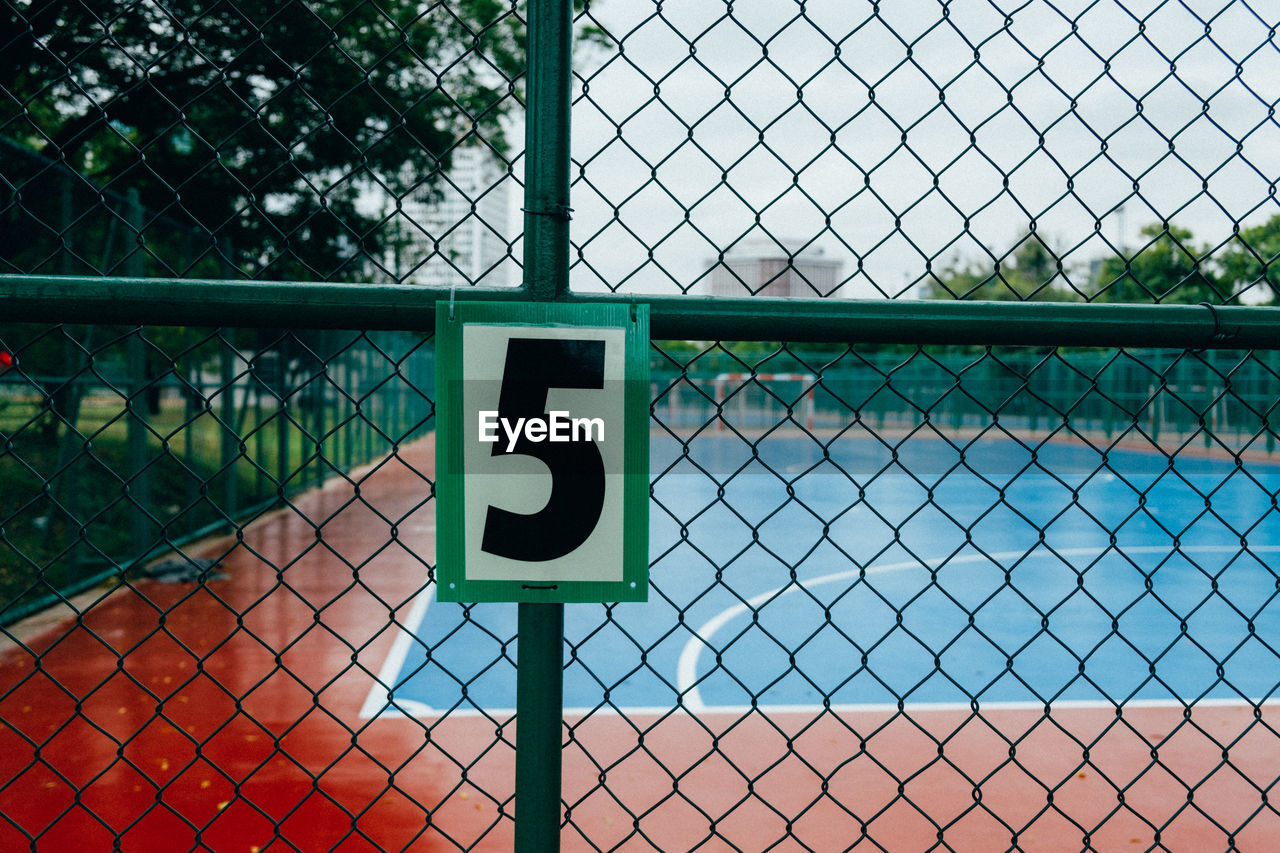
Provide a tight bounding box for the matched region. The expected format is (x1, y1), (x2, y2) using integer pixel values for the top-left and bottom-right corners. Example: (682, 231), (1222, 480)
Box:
(675, 544), (1280, 712)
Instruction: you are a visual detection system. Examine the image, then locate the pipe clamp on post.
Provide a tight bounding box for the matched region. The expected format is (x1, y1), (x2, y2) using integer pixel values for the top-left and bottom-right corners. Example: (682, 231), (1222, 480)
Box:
(522, 204), (573, 221)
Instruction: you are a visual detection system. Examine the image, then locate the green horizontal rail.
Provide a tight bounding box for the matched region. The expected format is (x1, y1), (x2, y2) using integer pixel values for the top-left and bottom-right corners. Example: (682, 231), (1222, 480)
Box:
(3, 275), (1279, 349)
(0, 275), (526, 330)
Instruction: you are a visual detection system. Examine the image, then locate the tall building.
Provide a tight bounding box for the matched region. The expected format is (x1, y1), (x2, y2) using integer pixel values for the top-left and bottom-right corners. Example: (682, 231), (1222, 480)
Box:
(396, 146), (515, 287)
(704, 240), (844, 297)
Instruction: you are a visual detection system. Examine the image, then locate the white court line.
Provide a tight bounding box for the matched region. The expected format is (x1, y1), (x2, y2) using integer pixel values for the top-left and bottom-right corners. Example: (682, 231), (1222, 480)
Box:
(364, 545), (1280, 720)
(677, 544), (1280, 713)
(359, 588), (436, 719)
(373, 697), (1280, 721)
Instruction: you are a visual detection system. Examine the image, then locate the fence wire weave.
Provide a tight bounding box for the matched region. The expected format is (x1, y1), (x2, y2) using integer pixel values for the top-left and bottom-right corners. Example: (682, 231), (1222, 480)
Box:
(5, 1), (1278, 302)
(570, 0), (1280, 302)
(2, 0), (526, 287)
(4, 0), (1280, 850)
(3, 327), (1280, 849)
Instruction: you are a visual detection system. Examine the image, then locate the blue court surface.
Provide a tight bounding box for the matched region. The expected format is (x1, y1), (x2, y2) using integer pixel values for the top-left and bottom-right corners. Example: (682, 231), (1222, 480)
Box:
(364, 434), (1280, 719)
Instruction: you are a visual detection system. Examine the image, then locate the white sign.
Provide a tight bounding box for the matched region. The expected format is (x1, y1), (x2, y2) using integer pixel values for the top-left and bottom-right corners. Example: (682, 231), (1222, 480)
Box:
(461, 323), (627, 585)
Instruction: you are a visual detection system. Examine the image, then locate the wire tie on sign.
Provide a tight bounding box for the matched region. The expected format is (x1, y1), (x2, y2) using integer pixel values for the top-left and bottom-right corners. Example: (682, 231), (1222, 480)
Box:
(522, 204), (573, 222)
(449, 283), (457, 322)
(521, 584), (559, 590)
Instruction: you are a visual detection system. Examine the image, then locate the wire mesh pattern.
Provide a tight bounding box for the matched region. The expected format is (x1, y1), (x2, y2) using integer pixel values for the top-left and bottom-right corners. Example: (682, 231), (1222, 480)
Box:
(0, 325), (434, 623)
(1, 0), (525, 286)
(5, 0), (1280, 850)
(570, 1), (1280, 301)
(0, 324), (446, 850)
(4, 329), (1280, 849)
(589, 341), (1280, 849)
(6, 1), (1279, 301)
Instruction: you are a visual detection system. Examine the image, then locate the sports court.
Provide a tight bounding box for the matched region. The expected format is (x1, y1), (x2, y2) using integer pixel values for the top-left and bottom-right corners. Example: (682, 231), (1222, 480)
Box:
(6, 0), (1280, 848)
(377, 434), (1280, 719)
(6, 426), (1280, 850)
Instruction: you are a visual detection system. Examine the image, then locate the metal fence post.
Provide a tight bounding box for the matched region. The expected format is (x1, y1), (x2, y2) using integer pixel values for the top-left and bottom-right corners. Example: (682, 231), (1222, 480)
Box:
(313, 365), (324, 492)
(221, 344), (238, 520)
(275, 336), (289, 502)
(516, 601), (565, 851)
(185, 328), (198, 514)
(254, 377), (265, 503)
(216, 239), (239, 520)
(1268, 351), (1277, 455)
(52, 176), (83, 573)
(125, 189), (151, 565)
(362, 345), (373, 465)
(515, 0), (573, 848)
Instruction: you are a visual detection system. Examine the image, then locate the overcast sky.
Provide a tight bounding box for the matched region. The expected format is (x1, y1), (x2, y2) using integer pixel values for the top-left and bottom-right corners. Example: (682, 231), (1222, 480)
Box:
(524, 0), (1280, 298)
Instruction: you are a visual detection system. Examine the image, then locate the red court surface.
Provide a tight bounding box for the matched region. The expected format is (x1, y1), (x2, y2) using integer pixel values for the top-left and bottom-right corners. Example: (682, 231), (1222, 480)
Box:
(3, 435), (1280, 851)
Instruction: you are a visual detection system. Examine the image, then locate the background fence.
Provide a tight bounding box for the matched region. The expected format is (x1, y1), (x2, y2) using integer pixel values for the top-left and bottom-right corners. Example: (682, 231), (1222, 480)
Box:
(3, 0), (1280, 850)
(0, 324), (434, 624)
(655, 346), (1280, 452)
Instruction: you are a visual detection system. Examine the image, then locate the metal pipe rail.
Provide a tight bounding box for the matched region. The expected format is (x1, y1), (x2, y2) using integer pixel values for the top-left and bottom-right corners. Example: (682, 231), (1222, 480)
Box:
(4, 274), (1279, 349)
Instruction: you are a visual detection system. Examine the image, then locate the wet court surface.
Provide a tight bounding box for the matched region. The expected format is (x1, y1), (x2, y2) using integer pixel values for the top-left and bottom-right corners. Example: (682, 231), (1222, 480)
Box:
(3, 434), (1280, 850)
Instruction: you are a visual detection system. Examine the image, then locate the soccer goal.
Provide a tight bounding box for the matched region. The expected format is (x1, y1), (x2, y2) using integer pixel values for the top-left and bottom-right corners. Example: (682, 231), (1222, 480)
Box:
(658, 372), (817, 432)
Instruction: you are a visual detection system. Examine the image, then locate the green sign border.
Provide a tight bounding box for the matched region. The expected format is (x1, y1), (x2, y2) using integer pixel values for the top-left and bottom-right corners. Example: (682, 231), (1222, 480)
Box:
(435, 300), (649, 603)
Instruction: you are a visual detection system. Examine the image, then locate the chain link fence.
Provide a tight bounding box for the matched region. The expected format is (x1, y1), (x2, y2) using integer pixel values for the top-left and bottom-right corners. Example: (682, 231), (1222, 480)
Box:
(3, 0), (1280, 850)
(0, 324), (434, 625)
(1, 0), (525, 286)
(4, 328), (1279, 849)
(571, 0), (1280, 304)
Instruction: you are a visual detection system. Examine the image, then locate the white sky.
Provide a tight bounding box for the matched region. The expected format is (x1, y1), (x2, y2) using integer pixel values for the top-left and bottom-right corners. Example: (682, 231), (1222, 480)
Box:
(526, 0), (1280, 298)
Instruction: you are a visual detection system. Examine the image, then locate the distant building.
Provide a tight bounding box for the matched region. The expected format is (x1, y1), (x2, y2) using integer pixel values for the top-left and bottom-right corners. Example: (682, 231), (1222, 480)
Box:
(394, 146), (514, 287)
(704, 241), (843, 297)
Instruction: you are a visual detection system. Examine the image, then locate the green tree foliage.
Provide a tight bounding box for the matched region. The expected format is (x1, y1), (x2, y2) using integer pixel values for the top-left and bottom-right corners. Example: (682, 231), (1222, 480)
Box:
(923, 234), (1080, 302)
(2, 0), (526, 280)
(1095, 223), (1221, 304)
(1217, 214), (1280, 304)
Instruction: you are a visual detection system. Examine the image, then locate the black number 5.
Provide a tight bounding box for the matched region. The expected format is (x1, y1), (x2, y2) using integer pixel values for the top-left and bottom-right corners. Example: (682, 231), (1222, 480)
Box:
(481, 337), (606, 561)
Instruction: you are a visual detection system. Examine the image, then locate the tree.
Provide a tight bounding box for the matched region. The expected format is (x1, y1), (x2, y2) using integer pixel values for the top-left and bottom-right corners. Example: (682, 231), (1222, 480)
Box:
(923, 234), (1080, 302)
(1217, 214), (1280, 305)
(3, 0), (526, 281)
(1095, 223), (1221, 304)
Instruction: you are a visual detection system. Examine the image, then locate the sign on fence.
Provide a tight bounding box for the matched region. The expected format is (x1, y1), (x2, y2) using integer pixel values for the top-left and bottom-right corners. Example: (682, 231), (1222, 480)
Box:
(435, 301), (649, 602)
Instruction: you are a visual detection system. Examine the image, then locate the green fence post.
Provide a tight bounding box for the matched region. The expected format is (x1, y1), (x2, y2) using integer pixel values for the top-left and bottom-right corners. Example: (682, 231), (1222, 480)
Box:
(1028, 357), (1039, 434)
(339, 349), (351, 473)
(1102, 357), (1114, 439)
(125, 189), (152, 566)
(1151, 377), (1161, 443)
(221, 343), (238, 521)
(267, 335), (284, 503)
(314, 368), (324, 492)
(278, 356), (289, 504)
(215, 239), (239, 521)
(1268, 352), (1277, 455)
(363, 343), (373, 466)
(516, 602), (565, 852)
(515, 0), (573, 849)
(254, 377), (265, 504)
(184, 328), (198, 517)
(53, 176), (83, 576)
(391, 353), (402, 450)
(1205, 356), (1215, 449)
